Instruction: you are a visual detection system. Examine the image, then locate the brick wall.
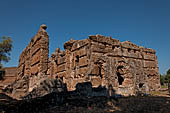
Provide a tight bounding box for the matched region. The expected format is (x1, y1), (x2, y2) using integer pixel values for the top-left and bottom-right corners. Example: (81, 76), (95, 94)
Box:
(3, 25), (160, 97)
(50, 34), (160, 95)
(17, 25), (49, 79)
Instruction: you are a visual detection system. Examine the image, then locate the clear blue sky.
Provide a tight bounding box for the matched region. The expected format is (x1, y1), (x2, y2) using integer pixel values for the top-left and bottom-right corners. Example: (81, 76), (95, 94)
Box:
(0, 0), (169, 74)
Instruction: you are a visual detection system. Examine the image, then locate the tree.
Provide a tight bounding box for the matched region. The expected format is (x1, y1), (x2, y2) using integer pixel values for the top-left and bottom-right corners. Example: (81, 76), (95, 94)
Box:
(0, 36), (12, 68)
(164, 69), (170, 83)
(167, 69), (170, 95)
(160, 74), (165, 85)
(166, 69), (170, 75)
(161, 69), (170, 85)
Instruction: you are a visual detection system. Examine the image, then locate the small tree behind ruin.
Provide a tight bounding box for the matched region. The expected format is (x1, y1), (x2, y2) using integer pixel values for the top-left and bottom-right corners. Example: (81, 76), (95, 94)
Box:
(0, 36), (12, 68)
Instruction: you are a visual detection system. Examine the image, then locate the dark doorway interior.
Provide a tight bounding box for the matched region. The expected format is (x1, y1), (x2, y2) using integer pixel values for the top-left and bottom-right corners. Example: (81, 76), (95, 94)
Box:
(117, 72), (124, 85)
(117, 65), (124, 85)
(139, 83), (144, 88)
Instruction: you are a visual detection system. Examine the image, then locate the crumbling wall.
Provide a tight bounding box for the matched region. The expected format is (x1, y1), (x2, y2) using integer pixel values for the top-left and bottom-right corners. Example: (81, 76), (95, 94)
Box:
(49, 39), (90, 91)
(88, 35), (120, 89)
(88, 35), (160, 95)
(65, 39), (90, 91)
(50, 34), (160, 95)
(18, 24), (49, 93)
(4, 25), (160, 98)
(142, 48), (160, 91)
(18, 24), (49, 79)
(4, 25), (49, 99)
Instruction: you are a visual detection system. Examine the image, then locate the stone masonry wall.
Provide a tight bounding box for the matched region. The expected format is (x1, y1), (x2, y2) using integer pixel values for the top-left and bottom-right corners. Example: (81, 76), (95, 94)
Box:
(18, 25), (49, 79)
(9, 25), (49, 97)
(4, 25), (160, 97)
(88, 35), (160, 95)
(49, 39), (90, 91)
(50, 34), (160, 95)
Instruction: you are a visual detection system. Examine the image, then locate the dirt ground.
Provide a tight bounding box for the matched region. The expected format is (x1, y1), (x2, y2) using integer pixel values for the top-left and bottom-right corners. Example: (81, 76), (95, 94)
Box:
(0, 88), (170, 113)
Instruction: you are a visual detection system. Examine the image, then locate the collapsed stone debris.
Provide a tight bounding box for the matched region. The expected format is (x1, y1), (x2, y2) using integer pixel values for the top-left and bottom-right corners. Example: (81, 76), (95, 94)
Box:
(2, 25), (160, 99)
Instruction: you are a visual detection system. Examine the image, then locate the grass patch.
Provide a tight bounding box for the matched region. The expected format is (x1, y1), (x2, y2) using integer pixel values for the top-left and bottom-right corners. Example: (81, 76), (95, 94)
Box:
(161, 85), (168, 88)
(150, 91), (162, 96)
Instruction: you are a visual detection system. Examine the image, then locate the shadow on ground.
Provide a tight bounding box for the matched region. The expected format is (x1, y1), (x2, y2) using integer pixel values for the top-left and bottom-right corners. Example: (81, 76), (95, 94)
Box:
(0, 82), (170, 113)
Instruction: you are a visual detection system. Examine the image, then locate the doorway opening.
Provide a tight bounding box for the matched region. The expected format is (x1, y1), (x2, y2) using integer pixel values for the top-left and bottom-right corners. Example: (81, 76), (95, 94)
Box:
(139, 83), (144, 88)
(117, 72), (124, 85)
(117, 65), (124, 85)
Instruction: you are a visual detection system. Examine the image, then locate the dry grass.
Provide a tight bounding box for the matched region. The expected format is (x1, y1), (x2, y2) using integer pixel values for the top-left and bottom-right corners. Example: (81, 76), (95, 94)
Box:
(161, 85), (168, 88)
(150, 87), (170, 97)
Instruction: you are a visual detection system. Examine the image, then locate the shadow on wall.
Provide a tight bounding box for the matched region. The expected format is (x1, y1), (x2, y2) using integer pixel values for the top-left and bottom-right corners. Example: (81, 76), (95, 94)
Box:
(68, 82), (122, 99)
(21, 77), (123, 101)
(0, 79), (121, 113)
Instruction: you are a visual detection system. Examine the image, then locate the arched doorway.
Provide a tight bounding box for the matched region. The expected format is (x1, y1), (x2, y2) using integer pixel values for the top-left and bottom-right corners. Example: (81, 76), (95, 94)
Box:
(117, 65), (124, 85)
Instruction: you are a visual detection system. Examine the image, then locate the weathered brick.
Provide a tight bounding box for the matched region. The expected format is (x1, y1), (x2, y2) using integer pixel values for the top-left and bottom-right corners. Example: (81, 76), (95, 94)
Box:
(144, 61), (156, 68)
(31, 64), (39, 75)
(57, 64), (66, 73)
(79, 67), (88, 74)
(31, 50), (41, 66)
(79, 56), (88, 67)
(91, 65), (100, 75)
(4, 25), (160, 98)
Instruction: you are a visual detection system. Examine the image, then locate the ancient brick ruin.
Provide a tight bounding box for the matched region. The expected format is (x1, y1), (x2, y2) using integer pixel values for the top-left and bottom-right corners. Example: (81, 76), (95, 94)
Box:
(50, 35), (160, 95)
(3, 25), (160, 98)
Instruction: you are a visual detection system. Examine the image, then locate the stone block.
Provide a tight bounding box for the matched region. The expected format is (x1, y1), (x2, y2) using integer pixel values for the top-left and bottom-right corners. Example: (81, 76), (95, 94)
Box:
(31, 64), (39, 75)
(31, 50), (41, 66)
(144, 61), (156, 68)
(57, 71), (66, 78)
(143, 53), (155, 60)
(31, 42), (41, 55)
(79, 67), (88, 74)
(57, 64), (66, 73)
(57, 56), (66, 65)
(121, 41), (139, 50)
(71, 40), (89, 51)
(91, 65), (100, 75)
(91, 77), (102, 87)
(79, 56), (88, 67)
(74, 48), (87, 57)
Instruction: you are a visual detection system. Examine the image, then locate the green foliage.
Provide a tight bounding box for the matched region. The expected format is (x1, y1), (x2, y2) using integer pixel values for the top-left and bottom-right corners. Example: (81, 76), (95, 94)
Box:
(164, 74), (170, 83)
(0, 36), (12, 68)
(166, 69), (170, 75)
(160, 74), (165, 85)
(160, 69), (170, 85)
